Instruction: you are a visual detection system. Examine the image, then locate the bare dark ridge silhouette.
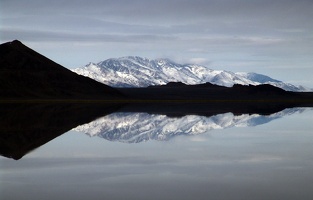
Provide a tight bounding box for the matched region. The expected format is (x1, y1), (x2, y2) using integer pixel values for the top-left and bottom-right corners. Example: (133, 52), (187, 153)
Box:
(0, 40), (124, 100)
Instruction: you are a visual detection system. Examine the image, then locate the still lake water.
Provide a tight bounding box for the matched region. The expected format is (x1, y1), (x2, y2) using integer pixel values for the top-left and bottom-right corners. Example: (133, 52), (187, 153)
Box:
(1, 107), (313, 200)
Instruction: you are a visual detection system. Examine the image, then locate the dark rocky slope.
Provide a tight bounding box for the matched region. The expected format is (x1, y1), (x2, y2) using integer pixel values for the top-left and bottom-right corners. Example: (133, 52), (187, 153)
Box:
(0, 40), (123, 100)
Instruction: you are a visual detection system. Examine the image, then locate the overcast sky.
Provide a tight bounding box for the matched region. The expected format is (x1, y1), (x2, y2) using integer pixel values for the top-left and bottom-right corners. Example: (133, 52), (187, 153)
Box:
(1, 0), (313, 87)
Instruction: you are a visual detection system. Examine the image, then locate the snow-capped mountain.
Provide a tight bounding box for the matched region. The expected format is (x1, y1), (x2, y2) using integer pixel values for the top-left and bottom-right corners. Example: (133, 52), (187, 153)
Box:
(72, 56), (309, 91)
(73, 108), (309, 143)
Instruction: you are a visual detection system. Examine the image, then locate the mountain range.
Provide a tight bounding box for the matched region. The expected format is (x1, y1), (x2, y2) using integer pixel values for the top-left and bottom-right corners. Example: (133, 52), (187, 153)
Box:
(73, 56), (309, 92)
(1, 40), (312, 102)
(74, 107), (310, 143)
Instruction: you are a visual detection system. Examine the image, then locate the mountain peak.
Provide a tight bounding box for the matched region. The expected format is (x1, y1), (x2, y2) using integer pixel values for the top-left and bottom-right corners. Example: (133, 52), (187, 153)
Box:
(1, 40), (30, 53)
(9, 39), (23, 45)
(0, 40), (25, 56)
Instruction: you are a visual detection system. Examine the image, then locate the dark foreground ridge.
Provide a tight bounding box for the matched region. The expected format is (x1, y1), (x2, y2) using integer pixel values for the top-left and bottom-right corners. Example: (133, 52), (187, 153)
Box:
(0, 40), (124, 100)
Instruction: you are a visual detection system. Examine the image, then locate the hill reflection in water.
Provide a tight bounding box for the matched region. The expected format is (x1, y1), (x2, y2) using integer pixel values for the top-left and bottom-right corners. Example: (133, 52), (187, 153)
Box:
(0, 103), (122, 160)
(0, 102), (312, 160)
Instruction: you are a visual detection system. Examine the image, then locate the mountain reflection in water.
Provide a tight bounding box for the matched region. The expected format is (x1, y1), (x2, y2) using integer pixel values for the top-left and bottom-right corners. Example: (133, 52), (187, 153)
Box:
(0, 102), (312, 160)
(74, 108), (308, 143)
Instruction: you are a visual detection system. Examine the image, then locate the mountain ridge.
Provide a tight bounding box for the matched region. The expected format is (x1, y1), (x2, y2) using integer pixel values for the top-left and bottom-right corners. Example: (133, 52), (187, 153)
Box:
(73, 56), (310, 92)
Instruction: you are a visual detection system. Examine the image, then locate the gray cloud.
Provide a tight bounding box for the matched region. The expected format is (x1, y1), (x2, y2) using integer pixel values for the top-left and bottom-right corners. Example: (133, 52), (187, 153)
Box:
(1, 28), (177, 43)
(2, 0), (312, 39)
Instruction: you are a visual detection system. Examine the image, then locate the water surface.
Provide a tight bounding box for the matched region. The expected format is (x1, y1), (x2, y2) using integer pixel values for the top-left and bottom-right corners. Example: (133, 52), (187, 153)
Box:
(1, 106), (313, 200)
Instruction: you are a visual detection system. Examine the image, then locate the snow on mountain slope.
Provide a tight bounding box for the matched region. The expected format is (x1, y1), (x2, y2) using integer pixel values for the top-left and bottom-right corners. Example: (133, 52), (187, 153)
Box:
(235, 72), (309, 91)
(72, 56), (309, 91)
(73, 108), (309, 143)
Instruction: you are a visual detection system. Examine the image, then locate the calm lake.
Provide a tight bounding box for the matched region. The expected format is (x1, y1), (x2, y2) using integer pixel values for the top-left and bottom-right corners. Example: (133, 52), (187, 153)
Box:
(1, 105), (313, 200)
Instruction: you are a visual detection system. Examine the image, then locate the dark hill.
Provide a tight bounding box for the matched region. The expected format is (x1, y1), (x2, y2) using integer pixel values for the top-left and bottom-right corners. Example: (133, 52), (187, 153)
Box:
(0, 40), (123, 100)
(118, 81), (313, 102)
